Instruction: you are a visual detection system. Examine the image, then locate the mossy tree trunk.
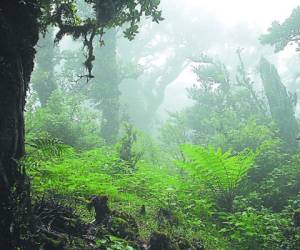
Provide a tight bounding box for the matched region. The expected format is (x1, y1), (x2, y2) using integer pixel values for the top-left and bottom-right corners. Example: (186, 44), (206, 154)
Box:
(259, 57), (299, 151)
(0, 1), (39, 248)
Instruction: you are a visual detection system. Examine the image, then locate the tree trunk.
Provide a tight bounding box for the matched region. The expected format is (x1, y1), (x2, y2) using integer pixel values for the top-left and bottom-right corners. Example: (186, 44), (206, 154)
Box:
(259, 57), (299, 151)
(0, 1), (39, 248)
(32, 27), (57, 106)
(90, 29), (120, 144)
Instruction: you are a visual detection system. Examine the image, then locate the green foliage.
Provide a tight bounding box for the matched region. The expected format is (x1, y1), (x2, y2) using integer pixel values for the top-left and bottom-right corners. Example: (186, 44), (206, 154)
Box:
(26, 119), (300, 249)
(251, 157), (300, 212)
(95, 235), (136, 250)
(28, 146), (117, 197)
(26, 90), (103, 149)
(26, 138), (231, 248)
(115, 123), (142, 173)
(26, 132), (65, 160)
(218, 118), (279, 152)
(159, 112), (190, 161)
(180, 53), (269, 151)
(38, 0), (163, 77)
(22, 6), (300, 248)
(220, 195), (300, 250)
(135, 130), (167, 166)
(27, 142), (177, 207)
(188, 55), (230, 110)
(248, 136), (285, 184)
(192, 54), (230, 88)
(260, 7), (300, 53)
(220, 207), (292, 250)
(179, 144), (255, 211)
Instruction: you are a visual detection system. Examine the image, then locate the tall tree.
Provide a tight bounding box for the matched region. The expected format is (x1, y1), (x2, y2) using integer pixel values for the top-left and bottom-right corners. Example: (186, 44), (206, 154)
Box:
(90, 29), (120, 144)
(138, 51), (189, 131)
(119, 20), (194, 132)
(31, 28), (57, 106)
(259, 57), (299, 151)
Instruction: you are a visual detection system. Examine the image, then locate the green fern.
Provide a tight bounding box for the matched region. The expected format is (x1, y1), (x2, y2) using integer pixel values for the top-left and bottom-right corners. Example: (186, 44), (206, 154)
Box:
(27, 132), (64, 157)
(179, 144), (255, 211)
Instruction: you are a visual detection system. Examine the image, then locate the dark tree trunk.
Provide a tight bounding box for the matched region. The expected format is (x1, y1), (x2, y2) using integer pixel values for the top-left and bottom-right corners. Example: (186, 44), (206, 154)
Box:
(259, 57), (299, 151)
(0, 1), (39, 248)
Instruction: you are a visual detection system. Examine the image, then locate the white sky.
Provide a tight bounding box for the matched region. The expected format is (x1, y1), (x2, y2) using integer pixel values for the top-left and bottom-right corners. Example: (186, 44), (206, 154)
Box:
(184, 0), (300, 29)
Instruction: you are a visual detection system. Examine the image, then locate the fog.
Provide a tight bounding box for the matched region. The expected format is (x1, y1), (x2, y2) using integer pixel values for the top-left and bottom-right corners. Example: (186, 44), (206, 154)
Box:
(117, 0), (300, 128)
(184, 0), (299, 27)
(30, 0), (300, 136)
(11, 1), (300, 248)
(162, 0), (300, 111)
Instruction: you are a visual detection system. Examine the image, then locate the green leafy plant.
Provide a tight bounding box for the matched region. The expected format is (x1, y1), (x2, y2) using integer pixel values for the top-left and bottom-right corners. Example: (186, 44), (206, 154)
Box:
(26, 90), (103, 149)
(179, 144), (255, 211)
(115, 123), (143, 173)
(220, 207), (295, 250)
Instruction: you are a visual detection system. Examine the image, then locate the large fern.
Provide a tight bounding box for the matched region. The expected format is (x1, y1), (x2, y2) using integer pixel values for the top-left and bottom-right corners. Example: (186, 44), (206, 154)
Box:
(179, 144), (255, 211)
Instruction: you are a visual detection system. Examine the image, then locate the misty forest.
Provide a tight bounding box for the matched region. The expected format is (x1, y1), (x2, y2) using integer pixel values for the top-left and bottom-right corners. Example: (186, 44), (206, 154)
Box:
(2, 0), (300, 249)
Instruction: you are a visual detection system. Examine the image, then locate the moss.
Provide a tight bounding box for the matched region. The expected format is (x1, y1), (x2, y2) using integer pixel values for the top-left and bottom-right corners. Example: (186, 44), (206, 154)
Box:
(108, 215), (138, 240)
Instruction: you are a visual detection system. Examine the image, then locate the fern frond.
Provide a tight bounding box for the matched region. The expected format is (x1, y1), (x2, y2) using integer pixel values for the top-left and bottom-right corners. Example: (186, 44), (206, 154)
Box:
(178, 144), (255, 196)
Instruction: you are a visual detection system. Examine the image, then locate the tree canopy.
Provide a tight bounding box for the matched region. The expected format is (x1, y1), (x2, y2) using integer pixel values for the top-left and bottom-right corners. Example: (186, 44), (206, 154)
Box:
(38, 0), (163, 76)
(260, 6), (300, 52)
